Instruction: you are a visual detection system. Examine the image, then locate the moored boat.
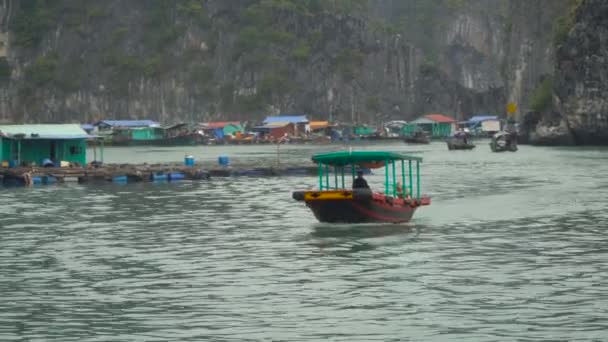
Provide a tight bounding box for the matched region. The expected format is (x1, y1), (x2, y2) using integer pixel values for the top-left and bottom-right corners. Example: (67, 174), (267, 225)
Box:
(490, 131), (518, 152)
(403, 130), (430, 144)
(446, 132), (475, 150)
(292, 151), (430, 223)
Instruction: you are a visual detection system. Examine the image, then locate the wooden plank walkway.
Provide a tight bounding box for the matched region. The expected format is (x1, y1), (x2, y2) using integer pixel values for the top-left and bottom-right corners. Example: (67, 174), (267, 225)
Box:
(0, 162), (318, 185)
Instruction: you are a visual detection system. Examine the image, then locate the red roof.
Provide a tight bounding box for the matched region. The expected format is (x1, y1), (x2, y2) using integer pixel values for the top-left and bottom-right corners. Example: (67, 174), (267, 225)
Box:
(424, 114), (456, 123)
(204, 121), (241, 129)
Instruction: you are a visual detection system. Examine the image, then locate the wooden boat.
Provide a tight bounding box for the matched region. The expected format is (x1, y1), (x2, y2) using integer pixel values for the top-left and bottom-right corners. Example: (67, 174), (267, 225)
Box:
(292, 151), (430, 223)
(446, 136), (475, 150)
(403, 131), (430, 144)
(490, 131), (518, 152)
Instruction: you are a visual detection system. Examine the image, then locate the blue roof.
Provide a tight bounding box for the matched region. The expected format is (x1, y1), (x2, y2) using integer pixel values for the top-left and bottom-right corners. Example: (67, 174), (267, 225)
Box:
(263, 115), (308, 124)
(467, 116), (498, 123)
(81, 124), (94, 130)
(95, 120), (160, 127)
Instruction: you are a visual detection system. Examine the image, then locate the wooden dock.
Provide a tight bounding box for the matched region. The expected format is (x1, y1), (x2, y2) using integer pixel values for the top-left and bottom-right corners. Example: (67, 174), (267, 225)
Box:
(0, 162), (318, 186)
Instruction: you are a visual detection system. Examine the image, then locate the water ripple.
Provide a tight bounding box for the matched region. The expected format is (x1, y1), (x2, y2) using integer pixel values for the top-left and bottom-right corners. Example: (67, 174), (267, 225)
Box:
(1, 143), (608, 341)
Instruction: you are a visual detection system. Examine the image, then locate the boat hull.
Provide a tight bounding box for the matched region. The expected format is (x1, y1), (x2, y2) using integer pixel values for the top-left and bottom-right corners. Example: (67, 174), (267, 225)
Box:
(446, 141), (476, 150)
(490, 141), (518, 152)
(308, 199), (416, 223)
(293, 190), (428, 224)
(403, 137), (430, 144)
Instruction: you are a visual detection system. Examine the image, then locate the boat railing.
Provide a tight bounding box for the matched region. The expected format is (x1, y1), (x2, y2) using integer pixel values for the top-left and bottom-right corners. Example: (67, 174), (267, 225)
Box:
(316, 158), (422, 202)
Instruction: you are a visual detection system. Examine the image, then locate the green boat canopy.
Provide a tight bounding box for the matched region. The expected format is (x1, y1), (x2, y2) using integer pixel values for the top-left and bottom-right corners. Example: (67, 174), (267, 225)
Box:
(312, 150), (422, 166)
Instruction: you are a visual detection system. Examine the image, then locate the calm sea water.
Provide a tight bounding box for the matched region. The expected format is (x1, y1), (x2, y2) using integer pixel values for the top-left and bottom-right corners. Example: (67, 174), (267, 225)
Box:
(1, 141), (608, 341)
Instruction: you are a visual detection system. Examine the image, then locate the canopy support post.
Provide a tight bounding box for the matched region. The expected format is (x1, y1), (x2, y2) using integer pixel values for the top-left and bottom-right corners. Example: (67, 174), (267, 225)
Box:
(325, 164), (329, 190)
(408, 160), (413, 196)
(318, 162), (323, 190)
(391, 160), (396, 197)
(100, 139), (104, 163)
(416, 160), (421, 201)
(341, 167), (345, 189)
(401, 160), (406, 198)
(17, 139), (21, 166)
(384, 159), (389, 196)
(334, 166), (338, 190)
(93, 139), (97, 162)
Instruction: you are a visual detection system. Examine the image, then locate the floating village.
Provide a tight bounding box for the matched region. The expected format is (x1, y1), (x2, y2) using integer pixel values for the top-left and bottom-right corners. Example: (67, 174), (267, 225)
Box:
(0, 113), (517, 189)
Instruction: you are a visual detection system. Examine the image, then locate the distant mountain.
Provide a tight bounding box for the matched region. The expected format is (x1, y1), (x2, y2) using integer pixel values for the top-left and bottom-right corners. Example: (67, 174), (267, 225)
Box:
(0, 0), (602, 144)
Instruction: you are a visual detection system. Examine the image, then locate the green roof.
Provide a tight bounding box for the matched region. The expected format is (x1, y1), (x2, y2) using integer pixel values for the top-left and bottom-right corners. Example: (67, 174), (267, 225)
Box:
(0, 124), (90, 139)
(312, 150), (422, 166)
(408, 117), (435, 125)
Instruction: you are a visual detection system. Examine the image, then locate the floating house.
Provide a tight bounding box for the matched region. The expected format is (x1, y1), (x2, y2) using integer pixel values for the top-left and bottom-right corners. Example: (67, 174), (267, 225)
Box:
(309, 121), (330, 132)
(253, 122), (295, 139)
(403, 114), (456, 138)
(164, 123), (190, 137)
(461, 115), (501, 135)
(263, 115), (308, 136)
(202, 121), (244, 140)
(113, 126), (165, 142)
(0, 124), (92, 166)
(81, 123), (95, 134)
(353, 124), (377, 137)
(94, 120), (160, 134)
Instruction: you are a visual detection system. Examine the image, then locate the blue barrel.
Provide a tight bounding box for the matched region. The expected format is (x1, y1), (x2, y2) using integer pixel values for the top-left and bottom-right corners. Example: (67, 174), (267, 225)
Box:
(218, 155), (230, 167)
(184, 155), (195, 166)
(168, 173), (185, 181)
(8, 160), (17, 168)
(43, 176), (57, 184)
(113, 175), (128, 183)
(32, 176), (42, 184)
(151, 173), (167, 182)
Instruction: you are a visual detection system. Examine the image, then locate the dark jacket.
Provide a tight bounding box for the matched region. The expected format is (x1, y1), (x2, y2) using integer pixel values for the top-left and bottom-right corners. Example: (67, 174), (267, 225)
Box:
(353, 176), (370, 189)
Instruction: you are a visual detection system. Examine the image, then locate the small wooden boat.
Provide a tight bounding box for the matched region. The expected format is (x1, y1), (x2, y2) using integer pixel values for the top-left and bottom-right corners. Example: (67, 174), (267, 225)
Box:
(292, 151), (430, 223)
(403, 131), (430, 144)
(446, 137), (475, 150)
(490, 131), (518, 152)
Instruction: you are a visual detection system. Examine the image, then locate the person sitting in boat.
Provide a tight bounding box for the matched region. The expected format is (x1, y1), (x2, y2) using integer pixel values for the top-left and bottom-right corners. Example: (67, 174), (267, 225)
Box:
(352, 170), (370, 189)
(396, 181), (403, 198)
(396, 182), (411, 200)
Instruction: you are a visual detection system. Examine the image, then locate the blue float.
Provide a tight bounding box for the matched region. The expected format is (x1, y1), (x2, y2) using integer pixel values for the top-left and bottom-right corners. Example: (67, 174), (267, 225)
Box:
(112, 175), (128, 183)
(168, 173), (185, 181)
(43, 176), (57, 184)
(151, 173), (168, 182)
(218, 155), (230, 167)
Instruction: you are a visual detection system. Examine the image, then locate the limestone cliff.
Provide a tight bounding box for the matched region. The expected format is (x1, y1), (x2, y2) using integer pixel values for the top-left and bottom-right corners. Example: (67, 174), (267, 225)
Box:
(0, 0), (593, 146)
(551, 0), (608, 145)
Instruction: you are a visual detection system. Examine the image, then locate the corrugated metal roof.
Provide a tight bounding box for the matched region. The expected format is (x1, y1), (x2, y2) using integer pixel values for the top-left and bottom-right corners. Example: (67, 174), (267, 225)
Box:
(261, 122), (292, 128)
(95, 120), (160, 127)
(408, 117), (436, 125)
(254, 122), (294, 130)
(0, 124), (91, 139)
(263, 115), (308, 124)
(164, 123), (188, 130)
(310, 121), (329, 130)
(424, 114), (457, 123)
(204, 121), (241, 129)
(467, 115), (498, 123)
